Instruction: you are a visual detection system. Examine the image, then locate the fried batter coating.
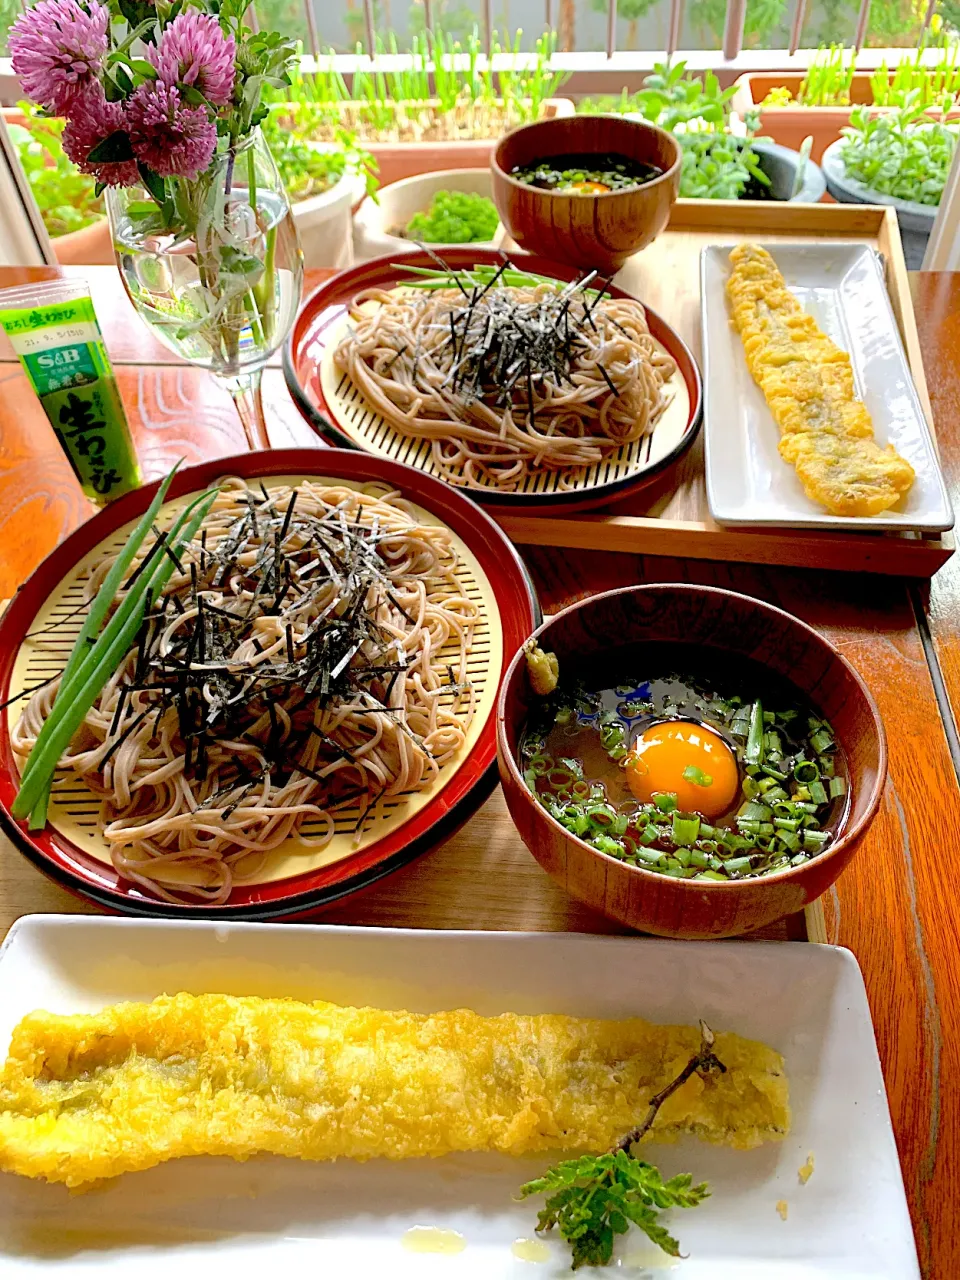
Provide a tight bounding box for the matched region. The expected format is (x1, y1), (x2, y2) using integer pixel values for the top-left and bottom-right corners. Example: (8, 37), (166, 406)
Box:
(0, 993), (789, 1188)
(727, 243), (915, 516)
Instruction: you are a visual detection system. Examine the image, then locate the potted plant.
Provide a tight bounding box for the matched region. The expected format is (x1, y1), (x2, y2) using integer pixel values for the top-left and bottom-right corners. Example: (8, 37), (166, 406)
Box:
(353, 169), (501, 260)
(262, 113), (375, 269)
(822, 102), (958, 267)
(731, 33), (960, 160)
(580, 62), (825, 202)
(7, 105), (111, 264)
(269, 28), (574, 188)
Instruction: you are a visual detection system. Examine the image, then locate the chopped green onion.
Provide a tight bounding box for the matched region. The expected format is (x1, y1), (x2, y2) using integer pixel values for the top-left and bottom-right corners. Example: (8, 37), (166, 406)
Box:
(829, 775), (847, 799)
(739, 801), (772, 822)
(760, 763), (789, 782)
(793, 760), (819, 783)
(810, 728), (834, 754)
(695, 869), (728, 881)
(746, 700), (765, 766)
(654, 792), (678, 813)
(724, 856), (754, 873)
(802, 829), (831, 852)
(672, 813), (701, 846)
(592, 833), (625, 857)
(762, 787), (790, 805)
(808, 778), (828, 806)
(682, 765), (713, 787)
(634, 845), (665, 865)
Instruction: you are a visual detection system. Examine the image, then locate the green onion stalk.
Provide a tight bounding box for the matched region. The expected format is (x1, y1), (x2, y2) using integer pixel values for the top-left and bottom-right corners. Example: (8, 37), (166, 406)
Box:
(13, 471), (219, 828)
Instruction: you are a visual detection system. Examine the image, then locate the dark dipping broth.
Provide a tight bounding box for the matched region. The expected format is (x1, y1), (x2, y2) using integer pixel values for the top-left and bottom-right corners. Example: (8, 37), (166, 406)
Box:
(520, 644), (849, 882)
(510, 152), (662, 194)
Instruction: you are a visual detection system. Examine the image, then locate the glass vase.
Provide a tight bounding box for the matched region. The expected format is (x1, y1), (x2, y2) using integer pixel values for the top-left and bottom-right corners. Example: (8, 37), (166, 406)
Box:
(107, 128), (304, 450)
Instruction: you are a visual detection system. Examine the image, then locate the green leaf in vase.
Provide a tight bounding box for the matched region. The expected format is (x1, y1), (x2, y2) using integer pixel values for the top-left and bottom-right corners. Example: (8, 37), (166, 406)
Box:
(88, 131), (135, 163)
(137, 163), (167, 205)
(218, 245), (265, 280)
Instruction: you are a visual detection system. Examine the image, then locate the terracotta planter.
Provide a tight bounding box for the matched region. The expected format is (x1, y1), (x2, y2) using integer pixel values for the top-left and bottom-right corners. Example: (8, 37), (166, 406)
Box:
(732, 72), (960, 162)
(52, 217), (113, 266)
(335, 99), (574, 189)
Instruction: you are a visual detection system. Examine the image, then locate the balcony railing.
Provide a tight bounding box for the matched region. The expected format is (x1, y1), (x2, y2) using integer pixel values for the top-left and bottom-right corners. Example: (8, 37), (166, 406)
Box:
(0, 0), (951, 102)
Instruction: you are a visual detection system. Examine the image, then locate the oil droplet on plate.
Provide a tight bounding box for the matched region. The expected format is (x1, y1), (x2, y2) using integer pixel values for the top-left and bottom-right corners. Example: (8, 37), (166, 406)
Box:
(511, 1237), (551, 1263)
(620, 1246), (680, 1270)
(401, 1226), (467, 1255)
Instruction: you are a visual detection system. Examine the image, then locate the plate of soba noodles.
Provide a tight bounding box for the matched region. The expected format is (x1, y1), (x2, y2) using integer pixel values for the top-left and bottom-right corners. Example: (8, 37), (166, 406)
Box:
(284, 248), (703, 510)
(0, 450), (538, 918)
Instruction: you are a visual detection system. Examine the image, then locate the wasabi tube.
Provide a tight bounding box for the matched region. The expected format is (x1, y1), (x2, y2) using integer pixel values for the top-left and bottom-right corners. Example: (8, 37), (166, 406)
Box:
(0, 279), (140, 504)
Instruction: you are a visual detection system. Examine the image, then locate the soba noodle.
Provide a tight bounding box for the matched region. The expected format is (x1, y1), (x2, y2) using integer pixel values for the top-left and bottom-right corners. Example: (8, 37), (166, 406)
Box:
(13, 478), (479, 906)
(334, 282), (677, 491)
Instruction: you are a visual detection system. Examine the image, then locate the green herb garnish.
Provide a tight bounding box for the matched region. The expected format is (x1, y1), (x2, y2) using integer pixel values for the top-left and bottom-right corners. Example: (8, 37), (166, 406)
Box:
(518, 1022), (722, 1269)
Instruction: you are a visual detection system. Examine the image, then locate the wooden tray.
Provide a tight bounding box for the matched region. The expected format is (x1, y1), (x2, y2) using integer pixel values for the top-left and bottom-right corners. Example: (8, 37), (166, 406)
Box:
(497, 201), (954, 578)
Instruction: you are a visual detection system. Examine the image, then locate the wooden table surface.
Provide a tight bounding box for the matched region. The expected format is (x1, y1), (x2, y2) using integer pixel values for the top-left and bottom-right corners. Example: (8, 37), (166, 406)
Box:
(0, 265), (958, 1277)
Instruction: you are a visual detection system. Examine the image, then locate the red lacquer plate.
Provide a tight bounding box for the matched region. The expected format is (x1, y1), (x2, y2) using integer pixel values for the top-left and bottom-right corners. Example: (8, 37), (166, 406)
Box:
(283, 247), (703, 514)
(0, 449), (539, 920)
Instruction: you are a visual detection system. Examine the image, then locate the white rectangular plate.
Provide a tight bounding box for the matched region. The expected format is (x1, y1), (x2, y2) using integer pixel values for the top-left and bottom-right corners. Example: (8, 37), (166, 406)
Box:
(0, 916), (919, 1279)
(701, 241), (954, 532)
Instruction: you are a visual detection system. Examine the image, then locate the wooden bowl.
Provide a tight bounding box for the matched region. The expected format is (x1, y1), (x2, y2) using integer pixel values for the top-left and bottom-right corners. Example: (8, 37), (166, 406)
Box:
(496, 584), (886, 940)
(491, 115), (681, 274)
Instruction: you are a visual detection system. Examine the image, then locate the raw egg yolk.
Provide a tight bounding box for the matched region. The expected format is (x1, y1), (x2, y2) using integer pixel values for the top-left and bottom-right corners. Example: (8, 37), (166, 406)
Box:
(569, 180), (612, 193)
(625, 720), (739, 819)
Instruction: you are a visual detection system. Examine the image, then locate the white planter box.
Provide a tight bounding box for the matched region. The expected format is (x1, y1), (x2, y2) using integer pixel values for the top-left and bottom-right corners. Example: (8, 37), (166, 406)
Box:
(292, 145), (367, 270)
(353, 168), (502, 262)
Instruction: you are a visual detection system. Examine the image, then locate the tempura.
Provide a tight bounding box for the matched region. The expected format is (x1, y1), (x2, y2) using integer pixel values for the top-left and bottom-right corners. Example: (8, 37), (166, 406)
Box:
(727, 243), (915, 517)
(0, 992), (789, 1187)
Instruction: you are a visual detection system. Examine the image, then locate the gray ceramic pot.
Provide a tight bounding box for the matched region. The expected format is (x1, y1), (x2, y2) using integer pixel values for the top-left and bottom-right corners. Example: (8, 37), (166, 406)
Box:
(821, 139), (935, 269)
(752, 139), (827, 203)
